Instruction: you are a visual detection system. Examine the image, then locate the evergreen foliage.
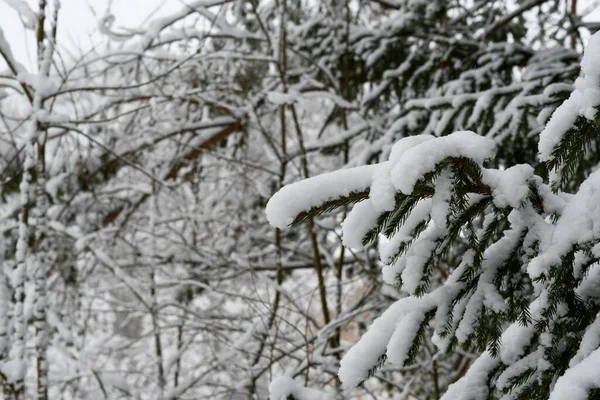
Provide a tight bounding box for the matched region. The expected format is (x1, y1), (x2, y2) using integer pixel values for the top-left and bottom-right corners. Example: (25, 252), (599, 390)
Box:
(268, 23), (600, 400)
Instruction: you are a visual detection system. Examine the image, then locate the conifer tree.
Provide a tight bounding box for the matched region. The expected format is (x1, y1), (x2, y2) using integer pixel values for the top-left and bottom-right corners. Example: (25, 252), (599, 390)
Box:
(267, 26), (600, 400)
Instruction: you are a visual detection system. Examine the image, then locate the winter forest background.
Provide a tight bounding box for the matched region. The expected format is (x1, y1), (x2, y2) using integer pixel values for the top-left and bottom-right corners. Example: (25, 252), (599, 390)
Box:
(2, 0), (600, 399)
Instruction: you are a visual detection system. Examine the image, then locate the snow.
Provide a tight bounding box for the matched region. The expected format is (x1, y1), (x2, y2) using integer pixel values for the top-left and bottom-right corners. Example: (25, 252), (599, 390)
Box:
(400, 223), (445, 293)
(269, 376), (333, 400)
(369, 163), (397, 212)
(4, 0), (37, 30)
(98, 14), (138, 41)
(386, 311), (424, 366)
(543, 82), (573, 99)
(528, 168), (600, 279)
(570, 312), (600, 367)
(369, 135), (435, 212)
(0, 270), (8, 355)
(266, 164), (378, 228)
(482, 165), (535, 209)
(440, 352), (499, 400)
(538, 32), (600, 162)
(549, 347), (600, 400)
(431, 170), (452, 228)
(338, 296), (418, 388)
(0, 27), (27, 76)
(390, 131), (495, 195)
(499, 299), (541, 365)
(443, 300), (540, 400)
(0, 359), (27, 384)
(496, 348), (544, 392)
(379, 199), (432, 265)
(576, 263), (600, 300)
(369, 162), (396, 211)
(381, 256), (406, 287)
(341, 199), (379, 249)
(432, 293), (469, 351)
(267, 91), (299, 105)
(338, 285), (460, 388)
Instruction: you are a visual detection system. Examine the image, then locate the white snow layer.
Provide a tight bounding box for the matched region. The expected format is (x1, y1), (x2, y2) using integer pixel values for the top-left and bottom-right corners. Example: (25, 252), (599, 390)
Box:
(549, 348), (600, 400)
(386, 311), (425, 366)
(269, 376), (333, 400)
(538, 31), (600, 162)
(266, 164), (378, 228)
(337, 294), (424, 388)
(390, 131), (495, 194)
(379, 199), (432, 265)
(441, 352), (500, 400)
(481, 165), (535, 209)
(338, 284), (461, 388)
(528, 168), (600, 279)
(442, 300), (541, 400)
(570, 312), (600, 367)
(342, 199), (379, 249)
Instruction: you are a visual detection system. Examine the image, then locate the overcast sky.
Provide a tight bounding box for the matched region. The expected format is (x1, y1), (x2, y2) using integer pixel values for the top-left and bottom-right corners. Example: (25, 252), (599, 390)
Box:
(0, 0), (184, 69)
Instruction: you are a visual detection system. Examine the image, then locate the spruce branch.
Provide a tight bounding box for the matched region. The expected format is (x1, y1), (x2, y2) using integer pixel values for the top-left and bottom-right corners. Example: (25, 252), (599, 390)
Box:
(290, 190), (370, 226)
